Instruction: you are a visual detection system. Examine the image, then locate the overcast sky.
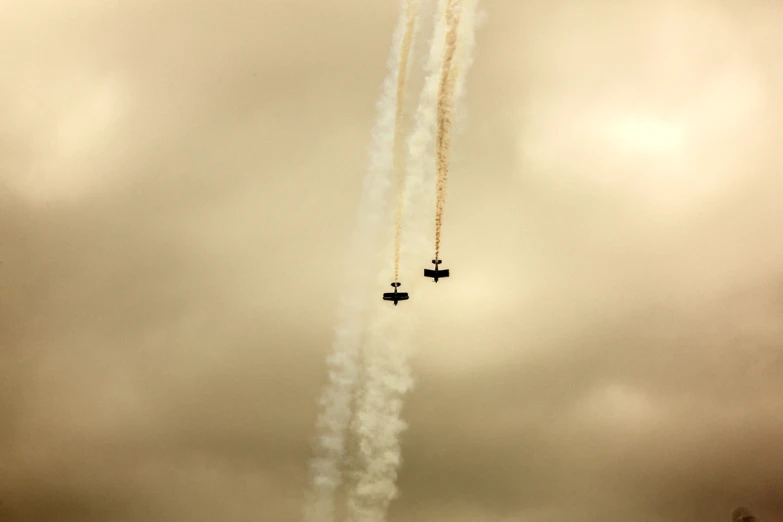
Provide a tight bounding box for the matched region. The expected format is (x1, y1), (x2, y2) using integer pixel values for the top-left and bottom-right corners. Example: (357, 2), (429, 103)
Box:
(1, 1), (782, 521)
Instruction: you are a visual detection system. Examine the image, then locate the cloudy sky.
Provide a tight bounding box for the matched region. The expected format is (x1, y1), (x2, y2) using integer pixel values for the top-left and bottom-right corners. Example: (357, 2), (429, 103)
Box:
(1, 0), (782, 521)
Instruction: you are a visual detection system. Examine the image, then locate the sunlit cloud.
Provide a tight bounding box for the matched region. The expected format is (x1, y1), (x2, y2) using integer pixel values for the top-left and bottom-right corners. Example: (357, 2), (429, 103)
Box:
(9, 74), (129, 204)
(511, 0), (776, 226)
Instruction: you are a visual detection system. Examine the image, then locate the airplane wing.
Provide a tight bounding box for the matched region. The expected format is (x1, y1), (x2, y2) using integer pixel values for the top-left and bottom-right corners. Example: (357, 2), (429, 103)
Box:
(424, 269), (449, 278)
(439, 269), (450, 277)
(383, 292), (409, 301)
(424, 269), (437, 277)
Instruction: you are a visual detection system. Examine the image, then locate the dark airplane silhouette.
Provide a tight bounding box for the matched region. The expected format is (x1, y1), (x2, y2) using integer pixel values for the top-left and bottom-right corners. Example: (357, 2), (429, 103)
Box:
(424, 259), (449, 282)
(383, 282), (409, 305)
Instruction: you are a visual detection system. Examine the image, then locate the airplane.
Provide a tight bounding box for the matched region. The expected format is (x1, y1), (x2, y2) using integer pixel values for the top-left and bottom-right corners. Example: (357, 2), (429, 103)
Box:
(424, 259), (449, 282)
(383, 282), (409, 305)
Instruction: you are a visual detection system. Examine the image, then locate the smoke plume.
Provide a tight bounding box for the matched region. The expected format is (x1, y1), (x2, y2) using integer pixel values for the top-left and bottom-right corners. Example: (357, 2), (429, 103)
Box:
(345, 1), (479, 522)
(304, 1), (479, 521)
(301, 2), (418, 520)
(433, 0), (459, 261)
(392, 0), (421, 283)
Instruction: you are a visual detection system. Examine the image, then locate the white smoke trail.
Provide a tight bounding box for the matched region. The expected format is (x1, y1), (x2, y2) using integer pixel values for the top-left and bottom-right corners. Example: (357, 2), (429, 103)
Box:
(344, 302), (415, 522)
(344, 1), (480, 521)
(302, 3), (422, 521)
(450, 0), (482, 137)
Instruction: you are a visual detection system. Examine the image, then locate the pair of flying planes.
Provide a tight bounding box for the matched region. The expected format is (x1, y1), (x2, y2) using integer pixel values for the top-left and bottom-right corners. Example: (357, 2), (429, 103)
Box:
(382, 260), (448, 305)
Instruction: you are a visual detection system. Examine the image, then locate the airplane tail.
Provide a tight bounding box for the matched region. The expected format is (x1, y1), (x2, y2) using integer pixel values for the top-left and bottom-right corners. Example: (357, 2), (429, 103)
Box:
(391, 282), (401, 287)
(432, 259), (441, 265)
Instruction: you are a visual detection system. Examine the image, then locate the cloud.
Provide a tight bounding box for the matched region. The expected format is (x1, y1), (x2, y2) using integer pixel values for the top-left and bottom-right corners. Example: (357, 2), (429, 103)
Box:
(1, 0), (782, 521)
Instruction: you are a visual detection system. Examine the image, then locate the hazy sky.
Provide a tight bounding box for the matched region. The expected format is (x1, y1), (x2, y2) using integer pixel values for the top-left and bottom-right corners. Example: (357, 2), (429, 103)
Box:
(2, 1), (782, 521)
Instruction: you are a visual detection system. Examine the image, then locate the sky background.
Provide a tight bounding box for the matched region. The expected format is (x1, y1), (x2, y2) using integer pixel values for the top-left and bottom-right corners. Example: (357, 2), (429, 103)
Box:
(1, 0), (782, 521)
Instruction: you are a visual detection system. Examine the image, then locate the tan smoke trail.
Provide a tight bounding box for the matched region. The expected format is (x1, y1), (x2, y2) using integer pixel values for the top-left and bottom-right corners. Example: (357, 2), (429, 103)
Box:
(434, 0), (459, 261)
(392, 0), (420, 283)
